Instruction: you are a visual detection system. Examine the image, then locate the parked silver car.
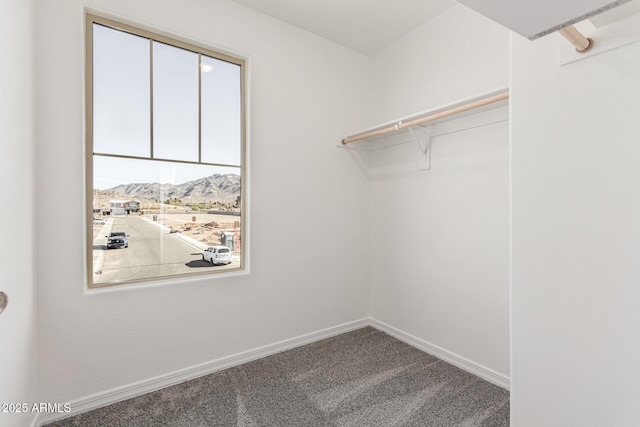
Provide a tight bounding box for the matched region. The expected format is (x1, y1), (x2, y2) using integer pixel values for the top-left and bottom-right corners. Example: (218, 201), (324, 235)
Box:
(202, 246), (232, 265)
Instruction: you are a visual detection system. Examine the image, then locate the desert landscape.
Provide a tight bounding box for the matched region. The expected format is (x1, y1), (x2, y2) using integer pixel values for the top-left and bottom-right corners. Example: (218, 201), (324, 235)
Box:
(93, 172), (243, 251)
(142, 211), (241, 251)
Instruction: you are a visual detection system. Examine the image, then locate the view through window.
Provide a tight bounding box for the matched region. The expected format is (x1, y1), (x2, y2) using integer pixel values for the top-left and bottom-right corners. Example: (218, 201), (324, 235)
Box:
(86, 14), (246, 288)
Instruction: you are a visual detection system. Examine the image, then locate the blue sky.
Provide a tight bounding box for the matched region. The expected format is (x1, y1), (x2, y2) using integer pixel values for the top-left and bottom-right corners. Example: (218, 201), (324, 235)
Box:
(92, 23), (241, 189)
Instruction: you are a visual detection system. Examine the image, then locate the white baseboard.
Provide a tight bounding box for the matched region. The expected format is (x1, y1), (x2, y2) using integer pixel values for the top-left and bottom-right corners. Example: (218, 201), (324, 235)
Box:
(37, 316), (509, 425)
(369, 318), (510, 390)
(37, 318), (369, 426)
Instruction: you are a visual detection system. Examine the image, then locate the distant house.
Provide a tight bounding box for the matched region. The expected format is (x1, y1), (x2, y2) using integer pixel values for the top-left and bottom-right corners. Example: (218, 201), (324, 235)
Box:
(109, 200), (127, 215)
(127, 200), (140, 213)
(110, 200), (140, 215)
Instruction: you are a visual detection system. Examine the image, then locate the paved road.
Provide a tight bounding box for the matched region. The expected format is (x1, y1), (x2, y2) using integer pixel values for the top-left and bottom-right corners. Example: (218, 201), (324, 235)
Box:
(94, 216), (239, 285)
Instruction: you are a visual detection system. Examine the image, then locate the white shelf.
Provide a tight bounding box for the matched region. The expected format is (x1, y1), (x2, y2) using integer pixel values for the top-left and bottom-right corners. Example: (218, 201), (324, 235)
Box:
(339, 87), (509, 149)
(338, 88), (509, 170)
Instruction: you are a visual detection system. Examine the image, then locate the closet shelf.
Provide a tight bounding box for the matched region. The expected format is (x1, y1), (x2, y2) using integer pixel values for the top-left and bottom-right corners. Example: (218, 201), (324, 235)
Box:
(339, 88), (509, 148)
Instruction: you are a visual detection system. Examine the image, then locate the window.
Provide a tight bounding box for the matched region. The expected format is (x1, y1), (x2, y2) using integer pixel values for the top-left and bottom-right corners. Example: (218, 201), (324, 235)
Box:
(86, 14), (246, 288)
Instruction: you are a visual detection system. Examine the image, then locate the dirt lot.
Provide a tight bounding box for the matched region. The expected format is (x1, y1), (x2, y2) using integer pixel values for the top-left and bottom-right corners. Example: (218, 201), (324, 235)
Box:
(142, 212), (242, 251)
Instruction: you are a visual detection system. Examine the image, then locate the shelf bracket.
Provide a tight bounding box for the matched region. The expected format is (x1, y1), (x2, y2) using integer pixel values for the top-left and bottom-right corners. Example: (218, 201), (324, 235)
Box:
(408, 126), (433, 171)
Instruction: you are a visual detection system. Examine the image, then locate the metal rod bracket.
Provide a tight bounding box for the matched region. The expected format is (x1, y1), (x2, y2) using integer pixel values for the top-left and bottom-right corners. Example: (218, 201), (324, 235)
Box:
(408, 126), (433, 171)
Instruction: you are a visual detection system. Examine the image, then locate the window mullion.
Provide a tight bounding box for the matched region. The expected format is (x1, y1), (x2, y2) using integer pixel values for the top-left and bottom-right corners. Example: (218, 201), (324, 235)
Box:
(149, 39), (154, 159)
(198, 53), (202, 163)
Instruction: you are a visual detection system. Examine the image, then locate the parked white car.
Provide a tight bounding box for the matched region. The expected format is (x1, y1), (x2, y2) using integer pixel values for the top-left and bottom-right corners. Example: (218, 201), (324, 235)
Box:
(202, 246), (232, 265)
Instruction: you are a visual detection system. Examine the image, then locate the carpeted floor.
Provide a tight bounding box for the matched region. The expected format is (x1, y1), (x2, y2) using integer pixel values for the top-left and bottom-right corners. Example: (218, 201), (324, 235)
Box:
(46, 327), (509, 426)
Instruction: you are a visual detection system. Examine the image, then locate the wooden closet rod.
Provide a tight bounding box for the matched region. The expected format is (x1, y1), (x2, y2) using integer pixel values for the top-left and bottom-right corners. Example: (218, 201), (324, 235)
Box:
(558, 25), (594, 53)
(341, 90), (509, 145)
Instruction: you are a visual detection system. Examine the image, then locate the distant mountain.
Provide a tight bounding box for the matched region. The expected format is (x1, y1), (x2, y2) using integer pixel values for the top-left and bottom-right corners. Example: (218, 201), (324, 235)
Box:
(107, 174), (241, 204)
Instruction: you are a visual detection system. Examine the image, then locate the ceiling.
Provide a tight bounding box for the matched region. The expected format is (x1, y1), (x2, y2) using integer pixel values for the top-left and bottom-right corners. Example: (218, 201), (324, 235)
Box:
(457, 0), (634, 40)
(229, 0), (454, 56)
(230, 0), (640, 55)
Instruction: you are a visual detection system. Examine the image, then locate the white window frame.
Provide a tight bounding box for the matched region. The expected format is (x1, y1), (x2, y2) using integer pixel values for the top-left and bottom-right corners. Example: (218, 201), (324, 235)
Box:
(85, 13), (247, 289)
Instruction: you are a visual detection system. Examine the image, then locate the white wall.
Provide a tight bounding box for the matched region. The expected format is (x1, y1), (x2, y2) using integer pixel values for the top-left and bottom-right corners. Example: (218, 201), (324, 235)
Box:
(511, 31), (640, 426)
(0, 1), (38, 426)
(369, 5), (509, 123)
(30, 1), (640, 423)
(36, 0), (372, 406)
(366, 5), (511, 381)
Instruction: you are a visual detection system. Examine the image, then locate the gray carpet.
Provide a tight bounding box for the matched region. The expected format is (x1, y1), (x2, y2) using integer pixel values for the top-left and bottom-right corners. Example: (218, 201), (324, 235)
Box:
(46, 327), (509, 426)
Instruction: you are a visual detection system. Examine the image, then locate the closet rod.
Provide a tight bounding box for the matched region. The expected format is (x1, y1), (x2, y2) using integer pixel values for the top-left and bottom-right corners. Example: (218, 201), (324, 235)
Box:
(341, 90), (509, 145)
(557, 25), (594, 53)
